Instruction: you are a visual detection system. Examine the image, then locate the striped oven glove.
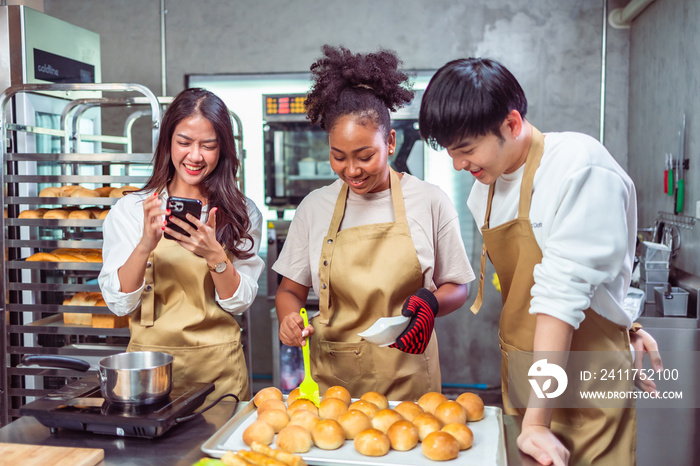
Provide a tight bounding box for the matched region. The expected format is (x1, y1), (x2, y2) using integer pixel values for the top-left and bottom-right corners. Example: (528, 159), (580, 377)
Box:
(390, 288), (439, 354)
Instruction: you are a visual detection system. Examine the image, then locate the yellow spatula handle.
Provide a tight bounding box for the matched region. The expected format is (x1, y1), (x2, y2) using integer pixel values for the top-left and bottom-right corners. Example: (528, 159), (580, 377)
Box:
(300, 308), (312, 378)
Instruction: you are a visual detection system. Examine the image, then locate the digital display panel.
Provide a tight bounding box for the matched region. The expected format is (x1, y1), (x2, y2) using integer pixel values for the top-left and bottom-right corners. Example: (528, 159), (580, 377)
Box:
(265, 95), (307, 116)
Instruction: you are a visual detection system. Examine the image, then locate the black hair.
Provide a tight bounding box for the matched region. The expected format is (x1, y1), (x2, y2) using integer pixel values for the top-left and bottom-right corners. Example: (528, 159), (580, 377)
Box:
(419, 57), (528, 149)
(305, 45), (414, 136)
(140, 88), (254, 259)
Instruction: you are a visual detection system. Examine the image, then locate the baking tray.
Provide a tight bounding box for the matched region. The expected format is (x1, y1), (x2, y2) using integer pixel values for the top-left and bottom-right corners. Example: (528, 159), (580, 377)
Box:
(201, 401), (507, 465)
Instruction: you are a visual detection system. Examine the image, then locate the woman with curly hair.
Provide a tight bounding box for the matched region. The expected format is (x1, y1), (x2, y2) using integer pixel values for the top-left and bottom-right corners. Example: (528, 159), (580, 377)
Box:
(99, 88), (264, 401)
(272, 46), (475, 399)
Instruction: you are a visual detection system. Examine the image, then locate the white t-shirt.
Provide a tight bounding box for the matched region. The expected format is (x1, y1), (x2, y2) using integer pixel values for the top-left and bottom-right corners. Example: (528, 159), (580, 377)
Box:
(468, 131), (637, 329)
(273, 174), (475, 297)
(98, 189), (265, 316)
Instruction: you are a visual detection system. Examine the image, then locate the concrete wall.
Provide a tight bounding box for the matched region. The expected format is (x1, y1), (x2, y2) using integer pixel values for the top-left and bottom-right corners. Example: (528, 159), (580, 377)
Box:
(42, 0), (631, 388)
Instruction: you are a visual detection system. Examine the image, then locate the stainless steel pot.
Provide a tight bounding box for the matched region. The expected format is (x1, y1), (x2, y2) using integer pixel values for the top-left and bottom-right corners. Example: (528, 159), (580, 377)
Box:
(22, 351), (173, 405)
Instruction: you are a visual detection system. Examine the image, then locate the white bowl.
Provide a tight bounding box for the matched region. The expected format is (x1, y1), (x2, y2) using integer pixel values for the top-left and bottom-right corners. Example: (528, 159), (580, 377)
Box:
(357, 315), (411, 347)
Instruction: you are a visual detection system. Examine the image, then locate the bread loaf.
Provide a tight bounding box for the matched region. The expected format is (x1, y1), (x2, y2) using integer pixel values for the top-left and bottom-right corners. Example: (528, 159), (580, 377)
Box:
(68, 209), (93, 219)
(63, 312), (93, 326)
(95, 186), (115, 197)
(70, 187), (100, 198)
(92, 313), (130, 328)
(39, 186), (62, 197)
(42, 209), (70, 219)
(18, 209), (44, 219)
(26, 252), (61, 262)
(59, 185), (80, 196)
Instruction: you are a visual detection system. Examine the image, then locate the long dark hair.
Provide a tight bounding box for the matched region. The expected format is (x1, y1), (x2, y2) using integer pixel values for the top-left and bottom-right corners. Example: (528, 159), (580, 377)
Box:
(141, 88), (254, 258)
(305, 45), (414, 136)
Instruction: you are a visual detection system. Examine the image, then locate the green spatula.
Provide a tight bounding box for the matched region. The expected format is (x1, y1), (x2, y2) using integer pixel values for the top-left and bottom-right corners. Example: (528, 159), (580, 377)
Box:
(298, 307), (320, 407)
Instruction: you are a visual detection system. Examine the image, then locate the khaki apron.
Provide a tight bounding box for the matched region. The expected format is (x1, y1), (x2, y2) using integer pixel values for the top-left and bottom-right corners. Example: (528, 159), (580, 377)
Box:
(312, 169), (440, 401)
(471, 128), (636, 465)
(128, 237), (249, 402)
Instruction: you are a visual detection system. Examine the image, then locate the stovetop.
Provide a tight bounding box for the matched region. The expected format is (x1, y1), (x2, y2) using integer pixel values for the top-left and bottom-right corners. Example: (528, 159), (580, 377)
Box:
(20, 375), (215, 438)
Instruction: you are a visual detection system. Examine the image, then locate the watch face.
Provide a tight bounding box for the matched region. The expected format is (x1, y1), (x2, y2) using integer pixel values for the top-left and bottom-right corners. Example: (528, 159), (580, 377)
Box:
(214, 261), (227, 273)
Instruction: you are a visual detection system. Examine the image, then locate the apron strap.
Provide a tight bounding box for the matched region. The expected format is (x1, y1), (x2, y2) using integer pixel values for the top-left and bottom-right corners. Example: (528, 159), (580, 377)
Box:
(470, 126), (545, 314)
(140, 251), (156, 327)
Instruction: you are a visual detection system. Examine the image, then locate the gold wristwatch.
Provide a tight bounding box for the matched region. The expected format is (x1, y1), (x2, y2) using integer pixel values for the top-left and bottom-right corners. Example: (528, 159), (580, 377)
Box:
(208, 259), (227, 273)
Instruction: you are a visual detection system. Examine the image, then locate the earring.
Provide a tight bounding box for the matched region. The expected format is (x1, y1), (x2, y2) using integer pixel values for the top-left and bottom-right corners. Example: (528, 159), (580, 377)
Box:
(389, 149), (394, 155)
(515, 135), (519, 141)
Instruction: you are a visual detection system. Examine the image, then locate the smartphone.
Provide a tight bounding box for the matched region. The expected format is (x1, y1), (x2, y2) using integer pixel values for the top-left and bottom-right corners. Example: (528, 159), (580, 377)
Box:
(164, 197), (202, 240)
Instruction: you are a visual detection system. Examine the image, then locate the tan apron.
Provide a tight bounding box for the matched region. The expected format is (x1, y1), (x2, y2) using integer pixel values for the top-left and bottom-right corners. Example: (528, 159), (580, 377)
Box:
(127, 237), (249, 402)
(471, 128), (637, 465)
(311, 169), (440, 401)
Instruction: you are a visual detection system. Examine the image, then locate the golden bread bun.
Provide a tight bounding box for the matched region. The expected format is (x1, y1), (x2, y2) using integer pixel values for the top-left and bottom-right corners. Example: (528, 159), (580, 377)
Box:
(417, 391), (448, 414)
(18, 209), (44, 219)
(98, 209), (110, 220)
(360, 391), (388, 410)
(434, 400), (467, 425)
(59, 185), (80, 196)
(348, 399), (379, 418)
(109, 185), (139, 198)
(311, 419), (345, 450)
(319, 397), (348, 421)
(26, 252), (61, 262)
(95, 186), (115, 197)
(85, 208), (103, 218)
(323, 385), (351, 405)
(287, 398), (319, 417)
(254, 386), (284, 407)
(39, 186), (62, 197)
(394, 401), (424, 422)
(276, 424), (312, 453)
(353, 428), (390, 457)
(387, 419), (419, 451)
(288, 409), (320, 432)
(257, 398), (287, 415)
(286, 387), (301, 406)
(456, 392), (485, 421)
(337, 409), (371, 440)
(441, 423), (474, 450)
(422, 431), (459, 461)
(68, 209), (93, 219)
(412, 412), (443, 441)
(43, 209), (70, 219)
(70, 187), (99, 198)
(257, 408), (289, 433)
(370, 408), (403, 434)
(242, 420), (275, 446)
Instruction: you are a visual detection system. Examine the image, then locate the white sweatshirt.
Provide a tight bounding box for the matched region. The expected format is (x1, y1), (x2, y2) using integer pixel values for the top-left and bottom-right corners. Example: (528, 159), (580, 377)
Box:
(468, 131), (637, 329)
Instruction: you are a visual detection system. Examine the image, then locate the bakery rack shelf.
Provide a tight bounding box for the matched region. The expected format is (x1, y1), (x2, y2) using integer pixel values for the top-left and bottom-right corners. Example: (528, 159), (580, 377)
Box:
(1, 83), (162, 424)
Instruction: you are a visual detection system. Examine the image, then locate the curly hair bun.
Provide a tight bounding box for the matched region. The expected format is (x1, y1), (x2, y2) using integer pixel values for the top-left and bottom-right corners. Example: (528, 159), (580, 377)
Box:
(306, 45), (414, 132)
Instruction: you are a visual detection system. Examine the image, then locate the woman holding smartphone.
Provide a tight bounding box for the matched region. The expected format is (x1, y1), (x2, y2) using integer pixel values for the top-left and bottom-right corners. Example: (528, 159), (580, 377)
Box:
(98, 88), (264, 401)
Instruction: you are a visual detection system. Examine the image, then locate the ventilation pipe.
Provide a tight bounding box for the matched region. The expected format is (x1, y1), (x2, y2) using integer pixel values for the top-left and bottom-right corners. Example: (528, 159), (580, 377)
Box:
(608, 0), (656, 29)
(160, 0), (167, 96)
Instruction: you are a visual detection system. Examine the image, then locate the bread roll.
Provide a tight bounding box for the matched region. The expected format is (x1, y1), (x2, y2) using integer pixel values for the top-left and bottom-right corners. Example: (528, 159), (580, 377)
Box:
(318, 397), (348, 421)
(95, 186), (115, 197)
(417, 391), (447, 414)
(348, 399), (379, 418)
(456, 392), (485, 421)
(360, 391), (388, 410)
(287, 398), (319, 417)
(257, 408), (289, 433)
(322, 385), (351, 405)
(353, 428), (390, 457)
(18, 209), (43, 219)
(59, 185), (80, 196)
(441, 423), (474, 450)
(394, 401), (424, 422)
(98, 209), (110, 220)
(257, 398), (287, 415)
(68, 209), (93, 219)
(370, 408), (403, 434)
(422, 431), (459, 461)
(434, 400), (467, 425)
(311, 419), (344, 450)
(26, 252), (61, 262)
(39, 186), (62, 197)
(85, 208), (103, 218)
(43, 209), (70, 219)
(288, 409), (320, 432)
(286, 387), (301, 407)
(387, 419), (419, 451)
(412, 412), (442, 441)
(254, 386), (284, 407)
(242, 420), (275, 446)
(337, 409), (371, 440)
(70, 187), (100, 198)
(275, 424), (312, 454)
(109, 185), (139, 198)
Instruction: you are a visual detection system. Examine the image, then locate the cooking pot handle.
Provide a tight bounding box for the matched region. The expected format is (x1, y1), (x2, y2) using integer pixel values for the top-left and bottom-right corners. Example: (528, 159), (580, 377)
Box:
(22, 355), (91, 372)
(175, 393), (240, 424)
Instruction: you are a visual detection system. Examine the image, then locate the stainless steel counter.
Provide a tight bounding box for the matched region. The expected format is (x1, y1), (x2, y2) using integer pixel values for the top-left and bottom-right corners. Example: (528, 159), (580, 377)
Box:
(0, 402), (528, 465)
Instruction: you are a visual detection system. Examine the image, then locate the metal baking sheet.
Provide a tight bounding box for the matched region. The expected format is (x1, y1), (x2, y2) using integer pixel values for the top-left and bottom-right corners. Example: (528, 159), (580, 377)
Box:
(201, 401), (506, 466)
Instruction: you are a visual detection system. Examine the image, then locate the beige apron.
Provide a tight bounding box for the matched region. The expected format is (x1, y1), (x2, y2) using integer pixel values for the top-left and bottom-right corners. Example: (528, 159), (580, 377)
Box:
(127, 237), (249, 402)
(471, 128), (636, 465)
(311, 169), (440, 401)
